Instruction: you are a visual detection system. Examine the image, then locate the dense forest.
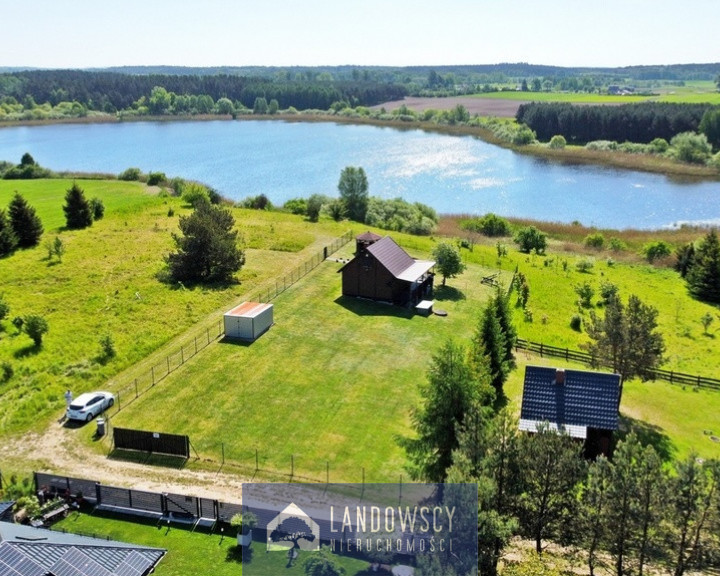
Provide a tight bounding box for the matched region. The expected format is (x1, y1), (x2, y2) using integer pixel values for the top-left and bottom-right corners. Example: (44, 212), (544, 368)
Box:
(0, 70), (407, 113)
(516, 102), (714, 144)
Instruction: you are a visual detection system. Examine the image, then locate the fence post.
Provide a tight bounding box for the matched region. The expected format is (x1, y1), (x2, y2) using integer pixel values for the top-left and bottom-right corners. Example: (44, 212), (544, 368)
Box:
(134, 379), (138, 398)
(195, 337), (198, 355)
(540, 343), (544, 357)
(167, 356), (170, 374)
(326, 461), (329, 485)
(207, 328), (210, 344)
(255, 448), (259, 472)
(181, 347), (184, 365)
(291, 455), (294, 480)
(151, 366), (155, 385)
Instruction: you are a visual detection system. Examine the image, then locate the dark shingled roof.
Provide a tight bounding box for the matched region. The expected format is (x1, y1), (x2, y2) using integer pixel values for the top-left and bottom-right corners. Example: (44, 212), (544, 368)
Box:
(520, 366), (620, 431)
(366, 236), (416, 278)
(356, 231), (382, 242)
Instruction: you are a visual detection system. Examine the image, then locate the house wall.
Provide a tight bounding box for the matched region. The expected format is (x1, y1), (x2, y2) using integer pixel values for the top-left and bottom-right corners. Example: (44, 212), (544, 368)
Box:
(342, 255), (395, 302)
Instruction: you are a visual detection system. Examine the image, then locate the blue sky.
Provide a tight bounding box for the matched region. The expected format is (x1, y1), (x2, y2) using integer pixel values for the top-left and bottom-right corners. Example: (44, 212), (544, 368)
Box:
(3, 0), (718, 68)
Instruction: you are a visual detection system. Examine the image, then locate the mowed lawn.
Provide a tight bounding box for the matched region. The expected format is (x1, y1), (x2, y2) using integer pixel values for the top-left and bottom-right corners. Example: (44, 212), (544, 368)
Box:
(110, 256), (506, 483)
(0, 179), (350, 437)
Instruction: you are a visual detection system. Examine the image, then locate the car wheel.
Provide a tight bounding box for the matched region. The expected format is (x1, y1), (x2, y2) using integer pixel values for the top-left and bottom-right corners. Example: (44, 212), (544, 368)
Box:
(86, 413), (93, 422)
(107, 398), (114, 408)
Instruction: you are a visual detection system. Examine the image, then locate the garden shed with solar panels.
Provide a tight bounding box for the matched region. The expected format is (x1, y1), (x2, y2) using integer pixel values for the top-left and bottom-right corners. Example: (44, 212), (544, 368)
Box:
(519, 366), (621, 458)
(223, 301), (274, 341)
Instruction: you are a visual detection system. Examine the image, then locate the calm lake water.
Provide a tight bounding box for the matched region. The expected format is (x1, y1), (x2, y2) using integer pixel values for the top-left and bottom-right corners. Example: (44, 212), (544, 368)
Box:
(1, 119), (718, 229)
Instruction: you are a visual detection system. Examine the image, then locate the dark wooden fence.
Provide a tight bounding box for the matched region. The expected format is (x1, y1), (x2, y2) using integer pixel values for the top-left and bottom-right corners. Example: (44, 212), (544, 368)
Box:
(515, 338), (720, 391)
(113, 428), (190, 458)
(34, 472), (242, 522)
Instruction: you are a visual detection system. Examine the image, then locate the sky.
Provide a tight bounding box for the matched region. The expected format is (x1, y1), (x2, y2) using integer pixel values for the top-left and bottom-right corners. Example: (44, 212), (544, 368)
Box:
(2, 0), (718, 69)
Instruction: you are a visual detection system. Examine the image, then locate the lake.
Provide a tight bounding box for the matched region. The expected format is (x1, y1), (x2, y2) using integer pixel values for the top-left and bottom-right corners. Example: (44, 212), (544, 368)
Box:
(1, 119), (718, 229)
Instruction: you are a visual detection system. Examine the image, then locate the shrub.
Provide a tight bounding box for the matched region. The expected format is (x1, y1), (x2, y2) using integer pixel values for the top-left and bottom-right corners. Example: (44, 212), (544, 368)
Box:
(649, 138), (669, 153)
(548, 134), (566, 149)
(570, 314), (582, 332)
(574, 281), (595, 307)
(182, 183), (211, 208)
(147, 171), (166, 186)
(241, 194), (272, 210)
(462, 213), (511, 237)
(326, 199), (345, 221)
(609, 237), (627, 252)
(584, 232), (605, 250)
(642, 240), (672, 263)
(63, 182), (93, 229)
(0, 293), (9, 322)
(89, 197), (105, 220)
(514, 226), (547, 254)
(512, 125), (536, 145)
(0, 360), (13, 382)
(284, 198), (307, 215)
(118, 167), (141, 181)
(586, 140), (618, 151)
(98, 334), (116, 362)
(24, 314), (49, 346)
(306, 194), (327, 222)
(576, 258), (595, 273)
(669, 132), (712, 164)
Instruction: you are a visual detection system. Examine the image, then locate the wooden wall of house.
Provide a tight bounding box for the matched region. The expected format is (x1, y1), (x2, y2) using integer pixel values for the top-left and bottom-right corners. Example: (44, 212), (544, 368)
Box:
(342, 255), (395, 302)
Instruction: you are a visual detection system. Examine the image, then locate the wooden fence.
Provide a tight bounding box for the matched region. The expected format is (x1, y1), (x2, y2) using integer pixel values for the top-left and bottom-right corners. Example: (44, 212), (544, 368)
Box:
(515, 338), (720, 391)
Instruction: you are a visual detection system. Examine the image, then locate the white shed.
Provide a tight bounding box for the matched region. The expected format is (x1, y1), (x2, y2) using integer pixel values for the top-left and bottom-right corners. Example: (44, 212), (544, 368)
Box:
(223, 301), (274, 341)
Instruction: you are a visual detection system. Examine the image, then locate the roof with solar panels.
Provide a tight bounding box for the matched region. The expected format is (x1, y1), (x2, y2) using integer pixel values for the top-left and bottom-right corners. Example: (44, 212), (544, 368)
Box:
(0, 522), (165, 576)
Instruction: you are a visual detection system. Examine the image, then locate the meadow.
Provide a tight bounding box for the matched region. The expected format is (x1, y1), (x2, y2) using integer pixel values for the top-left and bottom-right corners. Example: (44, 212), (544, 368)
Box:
(0, 179), (349, 436)
(2, 178), (719, 485)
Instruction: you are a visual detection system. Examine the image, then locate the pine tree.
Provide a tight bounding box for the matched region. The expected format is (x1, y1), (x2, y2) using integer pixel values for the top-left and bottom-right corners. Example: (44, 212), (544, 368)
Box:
(8, 192), (43, 247)
(63, 182), (93, 229)
(0, 209), (19, 257)
(403, 339), (479, 482)
(166, 199), (245, 283)
(474, 302), (508, 397)
(686, 229), (720, 304)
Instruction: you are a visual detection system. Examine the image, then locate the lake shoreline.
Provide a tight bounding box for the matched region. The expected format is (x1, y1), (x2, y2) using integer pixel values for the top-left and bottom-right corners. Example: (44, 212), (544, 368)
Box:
(2, 112), (719, 181)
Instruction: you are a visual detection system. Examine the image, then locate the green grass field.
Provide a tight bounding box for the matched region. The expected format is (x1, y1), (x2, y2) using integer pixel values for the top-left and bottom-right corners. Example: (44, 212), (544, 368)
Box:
(53, 510), (240, 576)
(106, 232), (720, 481)
(0, 179), (350, 436)
(2, 179), (719, 482)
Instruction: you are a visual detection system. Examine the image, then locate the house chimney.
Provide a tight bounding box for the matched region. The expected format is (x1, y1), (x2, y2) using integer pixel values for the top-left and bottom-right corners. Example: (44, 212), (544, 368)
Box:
(555, 369), (565, 385)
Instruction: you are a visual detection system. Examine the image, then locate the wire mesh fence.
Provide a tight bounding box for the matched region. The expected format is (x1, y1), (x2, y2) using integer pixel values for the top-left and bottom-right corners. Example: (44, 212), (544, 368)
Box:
(102, 231), (353, 419)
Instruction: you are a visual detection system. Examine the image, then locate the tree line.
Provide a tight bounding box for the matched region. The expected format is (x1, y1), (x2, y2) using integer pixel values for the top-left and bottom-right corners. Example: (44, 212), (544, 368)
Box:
(516, 102), (714, 144)
(0, 69), (407, 114)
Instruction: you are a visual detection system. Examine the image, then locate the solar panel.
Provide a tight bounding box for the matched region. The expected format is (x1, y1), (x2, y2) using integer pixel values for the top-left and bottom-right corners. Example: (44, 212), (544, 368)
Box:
(113, 550), (150, 576)
(0, 543), (46, 576)
(50, 546), (113, 576)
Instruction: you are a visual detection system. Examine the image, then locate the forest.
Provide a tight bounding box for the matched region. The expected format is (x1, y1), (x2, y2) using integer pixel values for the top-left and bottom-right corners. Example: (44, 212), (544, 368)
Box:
(515, 102), (714, 144)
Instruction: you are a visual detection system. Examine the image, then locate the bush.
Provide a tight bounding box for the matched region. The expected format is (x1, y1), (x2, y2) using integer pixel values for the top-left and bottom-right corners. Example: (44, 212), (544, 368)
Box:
(514, 226), (547, 254)
(649, 138), (669, 153)
(147, 172), (166, 186)
(89, 197), (105, 220)
(63, 182), (93, 229)
(24, 314), (48, 346)
(609, 237), (627, 252)
(570, 314), (582, 332)
(182, 183), (211, 207)
(241, 194), (272, 210)
(574, 281), (595, 307)
(512, 125), (536, 145)
(98, 334), (116, 362)
(576, 258), (595, 273)
(0, 360), (13, 383)
(118, 167), (141, 181)
(642, 240), (672, 263)
(669, 132), (712, 164)
(548, 134), (566, 149)
(462, 213), (511, 237)
(586, 140), (618, 151)
(306, 194), (328, 222)
(284, 198), (307, 215)
(0, 294), (9, 322)
(584, 232), (605, 250)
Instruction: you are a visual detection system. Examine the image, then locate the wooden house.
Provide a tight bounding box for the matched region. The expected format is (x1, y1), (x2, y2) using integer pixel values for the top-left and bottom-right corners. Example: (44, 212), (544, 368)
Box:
(519, 366), (621, 458)
(338, 234), (435, 308)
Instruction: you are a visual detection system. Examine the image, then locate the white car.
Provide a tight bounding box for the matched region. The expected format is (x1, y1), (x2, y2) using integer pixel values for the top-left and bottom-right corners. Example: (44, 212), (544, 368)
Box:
(66, 391), (115, 422)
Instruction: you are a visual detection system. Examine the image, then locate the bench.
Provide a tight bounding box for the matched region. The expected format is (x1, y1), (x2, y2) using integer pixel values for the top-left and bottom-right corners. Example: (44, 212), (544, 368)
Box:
(41, 504), (69, 524)
(481, 273), (499, 287)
